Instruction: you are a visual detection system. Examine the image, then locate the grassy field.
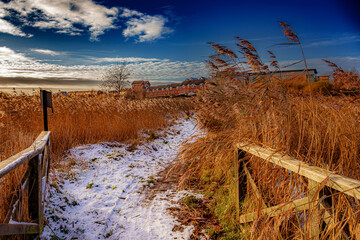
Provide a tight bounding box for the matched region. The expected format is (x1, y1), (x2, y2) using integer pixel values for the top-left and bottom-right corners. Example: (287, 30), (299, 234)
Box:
(0, 92), (193, 223)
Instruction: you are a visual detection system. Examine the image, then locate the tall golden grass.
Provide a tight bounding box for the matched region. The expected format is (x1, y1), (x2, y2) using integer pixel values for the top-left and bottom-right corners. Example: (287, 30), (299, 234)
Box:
(177, 23), (360, 239)
(0, 92), (193, 223)
(179, 78), (360, 239)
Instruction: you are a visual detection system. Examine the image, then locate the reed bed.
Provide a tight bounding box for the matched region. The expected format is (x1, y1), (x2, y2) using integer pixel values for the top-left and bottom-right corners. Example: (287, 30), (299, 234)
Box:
(177, 22), (360, 239)
(0, 92), (193, 223)
(178, 79), (360, 239)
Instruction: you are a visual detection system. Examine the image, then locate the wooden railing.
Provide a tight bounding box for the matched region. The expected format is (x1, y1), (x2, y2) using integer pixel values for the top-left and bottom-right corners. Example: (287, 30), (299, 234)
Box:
(0, 131), (51, 237)
(234, 142), (360, 239)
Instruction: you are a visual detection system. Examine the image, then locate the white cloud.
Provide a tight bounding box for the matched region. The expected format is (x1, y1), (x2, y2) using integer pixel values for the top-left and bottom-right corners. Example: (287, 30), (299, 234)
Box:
(0, 46), (32, 62)
(0, 1), (173, 42)
(30, 48), (62, 56)
(120, 8), (143, 18)
(92, 57), (162, 63)
(0, 46), (207, 85)
(0, 19), (30, 37)
(123, 15), (173, 42)
(0, 0), (118, 40)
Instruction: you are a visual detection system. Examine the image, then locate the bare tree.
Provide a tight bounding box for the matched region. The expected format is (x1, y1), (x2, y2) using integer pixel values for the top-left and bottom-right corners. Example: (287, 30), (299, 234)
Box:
(100, 62), (131, 93)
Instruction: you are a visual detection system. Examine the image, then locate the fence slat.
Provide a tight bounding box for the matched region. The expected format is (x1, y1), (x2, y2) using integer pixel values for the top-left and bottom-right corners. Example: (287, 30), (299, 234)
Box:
(234, 147), (240, 216)
(243, 163), (267, 209)
(38, 154), (44, 234)
(308, 180), (320, 240)
(28, 157), (40, 223)
(234, 147), (247, 216)
(0, 132), (50, 178)
(239, 197), (310, 223)
(0, 223), (39, 235)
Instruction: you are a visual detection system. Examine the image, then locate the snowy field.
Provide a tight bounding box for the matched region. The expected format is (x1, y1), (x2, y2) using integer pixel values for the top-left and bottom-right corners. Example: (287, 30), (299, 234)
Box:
(42, 118), (201, 240)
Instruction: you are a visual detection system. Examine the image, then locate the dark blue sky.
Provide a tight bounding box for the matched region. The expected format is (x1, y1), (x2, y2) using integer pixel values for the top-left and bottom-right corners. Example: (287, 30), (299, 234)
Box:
(0, 0), (359, 90)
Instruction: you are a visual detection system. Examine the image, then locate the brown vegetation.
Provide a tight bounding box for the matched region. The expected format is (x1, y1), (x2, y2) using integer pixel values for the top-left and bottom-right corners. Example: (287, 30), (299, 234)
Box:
(178, 74), (360, 239)
(323, 59), (360, 93)
(177, 23), (360, 239)
(0, 92), (193, 223)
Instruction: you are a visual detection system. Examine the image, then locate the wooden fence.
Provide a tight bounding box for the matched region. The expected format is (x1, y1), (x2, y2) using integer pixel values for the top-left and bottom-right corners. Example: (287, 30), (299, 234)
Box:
(234, 142), (360, 239)
(0, 131), (51, 237)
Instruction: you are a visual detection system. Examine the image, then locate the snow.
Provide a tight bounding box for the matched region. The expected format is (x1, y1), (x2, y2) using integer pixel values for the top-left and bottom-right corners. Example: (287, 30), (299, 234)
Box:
(42, 117), (202, 240)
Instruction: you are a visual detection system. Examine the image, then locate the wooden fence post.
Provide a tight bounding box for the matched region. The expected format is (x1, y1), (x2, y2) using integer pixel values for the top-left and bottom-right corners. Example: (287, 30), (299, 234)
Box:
(308, 180), (320, 240)
(234, 146), (247, 216)
(28, 155), (43, 237)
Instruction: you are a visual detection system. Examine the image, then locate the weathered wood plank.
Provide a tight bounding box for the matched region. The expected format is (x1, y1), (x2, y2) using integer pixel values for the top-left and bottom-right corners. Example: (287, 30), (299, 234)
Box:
(0, 223), (39, 235)
(42, 144), (49, 178)
(239, 197), (310, 223)
(233, 147), (240, 216)
(233, 147), (247, 217)
(236, 142), (360, 200)
(0, 132), (50, 179)
(308, 180), (320, 240)
(243, 164), (287, 239)
(243, 164), (267, 209)
(28, 157), (39, 223)
(233, 146), (240, 216)
(4, 166), (31, 224)
(37, 154), (44, 234)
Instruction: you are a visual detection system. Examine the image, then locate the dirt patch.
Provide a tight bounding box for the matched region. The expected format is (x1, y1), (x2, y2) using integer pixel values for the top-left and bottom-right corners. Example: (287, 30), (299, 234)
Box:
(142, 163), (221, 239)
(142, 163), (182, 202)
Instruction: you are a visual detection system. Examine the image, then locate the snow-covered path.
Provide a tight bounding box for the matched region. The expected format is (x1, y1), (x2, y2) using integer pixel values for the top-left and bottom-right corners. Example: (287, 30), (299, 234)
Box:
(42, 118), (200, 240)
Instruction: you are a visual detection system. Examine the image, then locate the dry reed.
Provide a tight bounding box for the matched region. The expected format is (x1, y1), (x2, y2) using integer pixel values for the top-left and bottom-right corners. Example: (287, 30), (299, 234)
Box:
(0, 92), (193, 223)
(177, 29), (360, 238)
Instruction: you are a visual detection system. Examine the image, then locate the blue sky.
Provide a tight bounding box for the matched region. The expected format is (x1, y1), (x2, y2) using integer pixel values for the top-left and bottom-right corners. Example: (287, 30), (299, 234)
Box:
(0, 0), (359, 90)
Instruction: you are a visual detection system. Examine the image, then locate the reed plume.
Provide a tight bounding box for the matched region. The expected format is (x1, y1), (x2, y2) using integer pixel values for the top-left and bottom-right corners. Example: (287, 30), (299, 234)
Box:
(323, 59), (360, 91)
(278, 21), (309, 83)
(177, 23), (360, 239)
(267, 50), (280, 71)
(278, 21), (299, 43)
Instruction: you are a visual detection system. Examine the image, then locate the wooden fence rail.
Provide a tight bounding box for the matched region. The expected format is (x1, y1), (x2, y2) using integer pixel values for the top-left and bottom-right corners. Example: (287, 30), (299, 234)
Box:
(0, 131), (51, 238)
(234, 142), (360, 240)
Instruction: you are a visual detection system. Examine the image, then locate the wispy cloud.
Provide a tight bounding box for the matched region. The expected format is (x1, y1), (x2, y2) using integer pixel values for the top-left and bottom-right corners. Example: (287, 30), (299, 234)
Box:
(0, 1), (173, 42)
(30, 48), (62, 56)
(120, 8), (143, 18)
(91, 57), (163, 63)
(0, 46), (207, 89)
(0, 46), (32, 62)
(0, 19), (31, 37)
(305, 35), (360, 47)
(0, 76), (101, 88)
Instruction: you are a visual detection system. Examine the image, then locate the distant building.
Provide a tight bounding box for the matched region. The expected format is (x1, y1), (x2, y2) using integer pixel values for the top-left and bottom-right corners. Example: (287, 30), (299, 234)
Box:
(131, 81), (151, 90)
(145, 77), (207, 98)
(249, 69), (318, 82)
(317, 75), (330, 81)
